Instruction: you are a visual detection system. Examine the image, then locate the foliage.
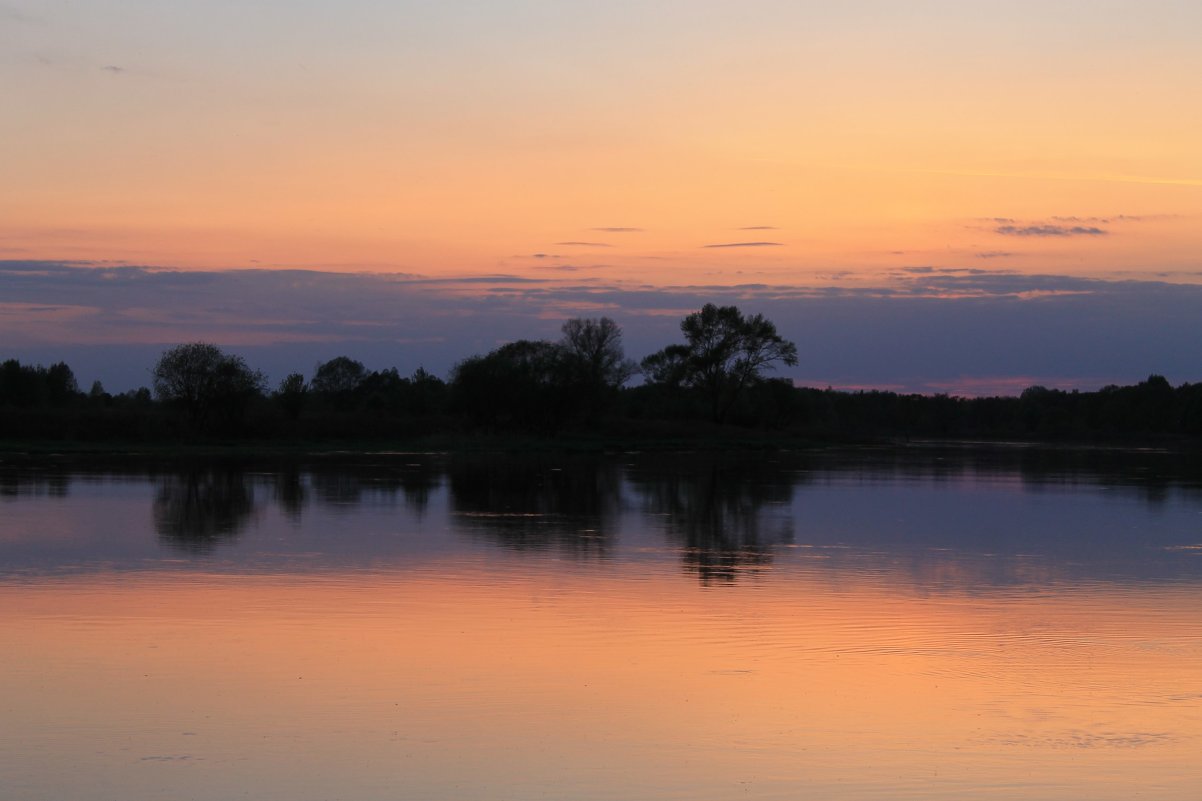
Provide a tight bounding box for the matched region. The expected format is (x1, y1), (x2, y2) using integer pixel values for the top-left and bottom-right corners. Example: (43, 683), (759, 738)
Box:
(641, 304), (798, 423)
(449, 318), (636, 431)
(0, 359), (79, 407)
(560, 317), (636, 389)
(8, 321), (1202, 446)
(311, 356), (367, 395)
(310, 356), (368, 411)
(451, 339), (568, 431)
(559, 317), (636, 422)
(275, 372), (308, 419)
(152, 343), (267, 430)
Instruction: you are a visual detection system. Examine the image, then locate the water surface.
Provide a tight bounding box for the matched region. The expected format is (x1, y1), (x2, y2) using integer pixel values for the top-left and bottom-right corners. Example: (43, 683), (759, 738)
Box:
(2, 450), (1201, 800)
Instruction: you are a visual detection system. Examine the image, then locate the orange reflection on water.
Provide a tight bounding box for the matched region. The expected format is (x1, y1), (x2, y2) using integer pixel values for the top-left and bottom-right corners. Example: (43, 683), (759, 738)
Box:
(3, 565), (1201, 801)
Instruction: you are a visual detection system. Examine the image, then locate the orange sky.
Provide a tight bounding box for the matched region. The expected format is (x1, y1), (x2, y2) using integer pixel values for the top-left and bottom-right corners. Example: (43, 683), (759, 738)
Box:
(4, 2), (1200, 285)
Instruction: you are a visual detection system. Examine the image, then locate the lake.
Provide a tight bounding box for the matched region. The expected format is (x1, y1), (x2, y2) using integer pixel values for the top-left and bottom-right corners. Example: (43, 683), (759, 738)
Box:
(2, 448), (1201, 800)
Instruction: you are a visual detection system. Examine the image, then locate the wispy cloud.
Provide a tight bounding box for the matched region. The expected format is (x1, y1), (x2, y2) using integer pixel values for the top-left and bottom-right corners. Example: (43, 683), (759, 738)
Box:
(546, 264), (588, 272)
(738, 226), (779, 231)
(702, 241), (783, 248)
(1049, 214), (1171, 224)
(590, 227), (643, 233)
(976, 251), (1015, 259)
(978, 213), (1170, 239)
(401, 273), (550, 285)
(101, 65), (126, 74)
(555, 241), (612, 247)
(995, 224), (1107, 237)
(1050, 215), (1111, 224)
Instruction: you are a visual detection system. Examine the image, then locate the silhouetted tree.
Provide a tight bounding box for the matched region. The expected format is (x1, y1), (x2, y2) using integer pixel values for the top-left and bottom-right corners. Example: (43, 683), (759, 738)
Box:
(641, 304), (798, 423)
(560, 316), (636, 421)
(311, 356), (367, 395)
(0, 359), (81, 408)
(275, 372), (308, 419)
(406, 367), (447, 417)
(561, 317), (636, 388)
(44, 362), (79, 404)
(451, 339), (569, 431)
(125, 387), (153, 406)
(311, 356), (367, 410)
(360, 367), (406, 413)
(152, 343), (266, 430)
(640, 344), (691, 388)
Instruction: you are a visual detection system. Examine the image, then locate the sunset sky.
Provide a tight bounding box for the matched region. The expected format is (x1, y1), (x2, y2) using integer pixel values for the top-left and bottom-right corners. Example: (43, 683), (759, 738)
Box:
(4, 1), (1201, 392)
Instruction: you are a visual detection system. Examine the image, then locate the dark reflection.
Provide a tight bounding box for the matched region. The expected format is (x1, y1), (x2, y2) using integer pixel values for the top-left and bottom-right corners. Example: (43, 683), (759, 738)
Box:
(627, 453), (797, 583)
(309, 470), (367, 508)
(304, 460), (439, 515)
(827, 444), (1202, 499)
(396, 461), (438, 516)
(447, 454), (618, 557)
(153, 468), (257, 553)
(272, 466), (307, 519)
(4, 446), (1202, 587)
(0, 466), (70, 499)
(1013, 447), (1184, 506)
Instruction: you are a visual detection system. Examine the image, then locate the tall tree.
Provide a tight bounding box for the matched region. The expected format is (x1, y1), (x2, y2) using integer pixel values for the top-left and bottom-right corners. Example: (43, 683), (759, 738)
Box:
(641, 304), (798, 423)
(451, 339), (568, 430)
(275, 372), (308, 419)
(152, 343), (266, 429)
(560, 317), (636, 421)
(0, 359), (80, 407)
(44, 362), (79, 404)
(311, 356), (367, 395)
(310, 356), (368, 411)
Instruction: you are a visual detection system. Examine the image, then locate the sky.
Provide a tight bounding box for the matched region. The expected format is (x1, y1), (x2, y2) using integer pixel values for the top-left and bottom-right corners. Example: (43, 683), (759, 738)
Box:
(3, 1), (1201, 393)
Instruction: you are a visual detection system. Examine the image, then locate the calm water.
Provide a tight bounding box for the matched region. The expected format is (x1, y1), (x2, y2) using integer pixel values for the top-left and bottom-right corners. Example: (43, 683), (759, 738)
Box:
(2, 449), (1202, 801)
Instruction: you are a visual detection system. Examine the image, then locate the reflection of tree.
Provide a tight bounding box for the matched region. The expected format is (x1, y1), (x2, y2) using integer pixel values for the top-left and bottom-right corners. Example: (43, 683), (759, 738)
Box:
(391, 462), (439, 516)
(306, 462), (439, 515)
(1014, 448), (1179, 506)
(0, 468), (70, 499)
(153, 469), (255, 553)
(272, 467), (307, 519)
(448, 455), (618, 557)
(628, 454), (796, 583)
(309, 471), (366, 508)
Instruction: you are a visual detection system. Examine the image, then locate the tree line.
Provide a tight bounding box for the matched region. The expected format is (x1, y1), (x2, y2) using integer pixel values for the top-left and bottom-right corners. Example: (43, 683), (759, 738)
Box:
(3, 304), (1202, 445)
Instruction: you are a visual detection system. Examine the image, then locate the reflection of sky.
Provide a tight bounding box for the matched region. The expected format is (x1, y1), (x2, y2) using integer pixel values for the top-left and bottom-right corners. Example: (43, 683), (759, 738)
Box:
(784, 475), (1201, 587)
(3, 455), (1202, 589)
(5, 456), (1202, 800)
(4, 552), (1202, 800)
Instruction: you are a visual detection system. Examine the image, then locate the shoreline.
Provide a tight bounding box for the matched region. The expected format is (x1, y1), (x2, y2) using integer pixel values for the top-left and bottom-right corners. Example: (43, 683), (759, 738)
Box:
(1, 431), (1197, 462)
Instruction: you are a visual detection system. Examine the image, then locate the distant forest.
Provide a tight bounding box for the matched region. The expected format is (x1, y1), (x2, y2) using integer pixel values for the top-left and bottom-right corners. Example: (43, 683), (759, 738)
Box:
(4, 305), (1201, 446)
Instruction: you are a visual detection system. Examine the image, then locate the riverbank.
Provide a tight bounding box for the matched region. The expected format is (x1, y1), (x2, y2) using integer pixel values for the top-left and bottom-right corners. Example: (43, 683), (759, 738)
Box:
(2, 427), (1198, 464)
